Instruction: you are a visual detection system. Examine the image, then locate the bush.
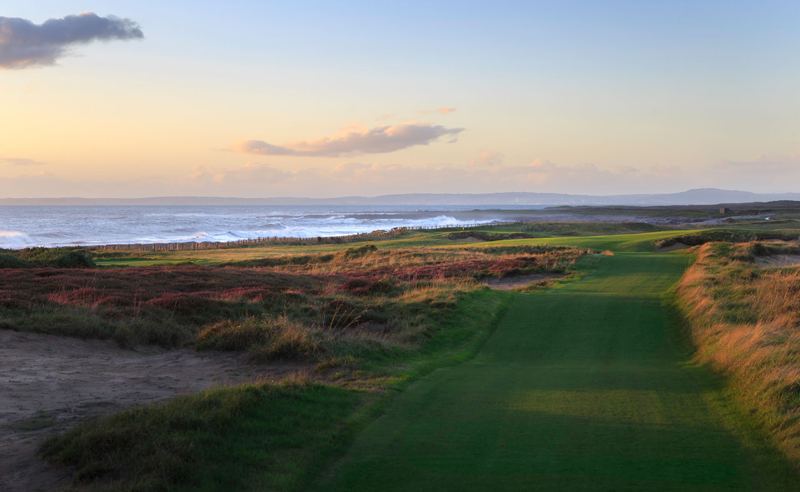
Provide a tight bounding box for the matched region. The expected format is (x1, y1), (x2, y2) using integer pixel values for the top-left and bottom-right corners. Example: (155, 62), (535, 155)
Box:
(0, 248), (94, 269)
(0, 254), (26, 268)
(656, 229), (799, 249)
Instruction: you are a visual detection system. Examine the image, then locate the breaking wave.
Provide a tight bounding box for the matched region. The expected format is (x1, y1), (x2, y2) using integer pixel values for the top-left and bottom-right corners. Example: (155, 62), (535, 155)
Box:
(0, 231), (35, 249)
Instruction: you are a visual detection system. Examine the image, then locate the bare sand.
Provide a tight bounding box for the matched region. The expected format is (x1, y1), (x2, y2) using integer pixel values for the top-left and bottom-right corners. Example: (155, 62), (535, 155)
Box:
(657, 242), (692, 252)
(482, 273), (563, 291)
(0, 330), (305, 492)
(756, 255), (800, 268)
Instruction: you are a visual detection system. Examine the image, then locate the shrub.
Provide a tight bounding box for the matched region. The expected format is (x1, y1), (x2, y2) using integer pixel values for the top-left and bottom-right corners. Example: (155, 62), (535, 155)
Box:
(0, 248), (94, 269)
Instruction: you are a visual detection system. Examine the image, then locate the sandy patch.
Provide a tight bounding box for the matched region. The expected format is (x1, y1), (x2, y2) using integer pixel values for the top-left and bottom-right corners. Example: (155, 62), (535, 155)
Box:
(756, 255), (800, 268)
(763, 239), (800, 245)
(658, 242), (692, 252)
(0, 330), (305, 492)
(452, 236), (486, 242)
(482, 273), (564, 291)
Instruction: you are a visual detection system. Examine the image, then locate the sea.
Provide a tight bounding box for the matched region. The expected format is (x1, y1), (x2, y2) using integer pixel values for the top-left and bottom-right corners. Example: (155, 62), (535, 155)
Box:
(0, 205), (549, 249)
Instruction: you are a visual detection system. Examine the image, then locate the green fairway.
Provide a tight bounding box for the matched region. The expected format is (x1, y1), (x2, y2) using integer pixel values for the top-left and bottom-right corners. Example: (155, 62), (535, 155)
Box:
(319, 252), (798, 491)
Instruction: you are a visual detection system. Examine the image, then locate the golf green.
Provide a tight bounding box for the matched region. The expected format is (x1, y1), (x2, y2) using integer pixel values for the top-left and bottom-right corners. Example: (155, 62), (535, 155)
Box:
(320, 253), (798, 491)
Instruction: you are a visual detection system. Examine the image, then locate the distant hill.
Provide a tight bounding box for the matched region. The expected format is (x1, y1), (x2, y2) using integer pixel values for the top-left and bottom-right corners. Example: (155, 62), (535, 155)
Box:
(1, 188), (799, 207)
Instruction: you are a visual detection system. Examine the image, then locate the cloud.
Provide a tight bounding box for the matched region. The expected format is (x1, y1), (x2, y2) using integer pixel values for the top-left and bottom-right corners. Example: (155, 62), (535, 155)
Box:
(714, 152), (800, 173)
(0, 157), (46, 166)
(469, 150), (504, 167)
(174, 158), (684, 197)
(650, 164), (681, 176)
(419, 107), (456, 115)
(0, 12), (143, 69)
(231, 122), (464, 158)
(0, 156), (691, 198)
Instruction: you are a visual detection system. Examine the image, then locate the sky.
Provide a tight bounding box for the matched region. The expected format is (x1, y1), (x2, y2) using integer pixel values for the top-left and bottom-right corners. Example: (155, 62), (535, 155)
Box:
(1, 1), (798, 198)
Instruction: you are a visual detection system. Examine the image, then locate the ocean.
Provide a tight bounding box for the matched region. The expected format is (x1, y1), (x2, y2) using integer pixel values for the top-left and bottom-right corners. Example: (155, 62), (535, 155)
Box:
(0, 205), (548, 249)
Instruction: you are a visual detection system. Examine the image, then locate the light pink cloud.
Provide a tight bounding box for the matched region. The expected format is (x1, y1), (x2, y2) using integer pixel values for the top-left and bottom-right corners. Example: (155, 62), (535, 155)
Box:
(0, 157), (46, 166)
(714, 152), (800, 172)
(231, 122), (464, 158)
(419, 107), (456, 115)
(468, 150), (504, 167)
(650, 164), (681, 176)
(0, 158), (695, 198)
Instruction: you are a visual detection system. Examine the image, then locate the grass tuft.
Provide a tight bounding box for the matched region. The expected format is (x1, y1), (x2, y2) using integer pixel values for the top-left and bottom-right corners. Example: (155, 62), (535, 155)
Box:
(676, 241), (800, 465)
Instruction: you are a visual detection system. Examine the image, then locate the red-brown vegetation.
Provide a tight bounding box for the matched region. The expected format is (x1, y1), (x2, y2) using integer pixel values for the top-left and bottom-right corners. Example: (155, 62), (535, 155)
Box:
(0, 244), (586, 359)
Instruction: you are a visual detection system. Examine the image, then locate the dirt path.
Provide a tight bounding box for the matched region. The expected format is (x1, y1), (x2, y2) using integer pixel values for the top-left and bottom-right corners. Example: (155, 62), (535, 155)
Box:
(0, 330), (305, 492)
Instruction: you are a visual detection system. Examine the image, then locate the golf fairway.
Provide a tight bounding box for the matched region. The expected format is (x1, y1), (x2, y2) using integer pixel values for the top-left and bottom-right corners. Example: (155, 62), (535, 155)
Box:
(321, 252), (798, 491)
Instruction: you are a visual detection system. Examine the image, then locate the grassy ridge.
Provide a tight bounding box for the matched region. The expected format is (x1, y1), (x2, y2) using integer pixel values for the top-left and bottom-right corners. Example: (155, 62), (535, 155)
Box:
(656, 230), (800, 248)
(42, 380), (361, 492)
(676, 241), (800, 466)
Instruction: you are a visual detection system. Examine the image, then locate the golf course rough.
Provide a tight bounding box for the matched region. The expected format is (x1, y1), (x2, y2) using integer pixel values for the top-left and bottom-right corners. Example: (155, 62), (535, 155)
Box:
(320, 252), (799, 491)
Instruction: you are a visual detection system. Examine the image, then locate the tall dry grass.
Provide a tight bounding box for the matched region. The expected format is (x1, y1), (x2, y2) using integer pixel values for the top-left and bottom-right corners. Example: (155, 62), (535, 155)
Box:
(677, 242), (800, 463)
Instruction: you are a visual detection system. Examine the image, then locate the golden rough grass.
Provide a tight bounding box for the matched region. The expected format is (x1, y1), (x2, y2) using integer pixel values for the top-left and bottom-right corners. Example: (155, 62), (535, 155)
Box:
(677, 242), (800, 463)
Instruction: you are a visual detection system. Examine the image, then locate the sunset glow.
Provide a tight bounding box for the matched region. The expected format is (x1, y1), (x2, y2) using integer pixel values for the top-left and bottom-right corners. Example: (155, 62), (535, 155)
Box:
(1, 1), (798, 197)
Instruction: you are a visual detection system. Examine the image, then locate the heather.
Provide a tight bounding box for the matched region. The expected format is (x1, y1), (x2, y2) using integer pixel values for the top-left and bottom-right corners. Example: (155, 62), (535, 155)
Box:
(0, 244), (585, 361)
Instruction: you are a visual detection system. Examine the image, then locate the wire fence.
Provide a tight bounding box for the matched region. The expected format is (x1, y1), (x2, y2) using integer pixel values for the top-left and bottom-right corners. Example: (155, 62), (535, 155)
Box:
(91, 220), (534, 252)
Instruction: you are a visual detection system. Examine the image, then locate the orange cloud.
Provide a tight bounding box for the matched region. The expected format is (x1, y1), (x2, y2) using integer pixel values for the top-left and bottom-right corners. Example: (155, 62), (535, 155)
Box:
(0, 157), (46, 166)
(469, 150), (504, 167)
(419, 107), (456, 115)
(231, 122), (464, 158)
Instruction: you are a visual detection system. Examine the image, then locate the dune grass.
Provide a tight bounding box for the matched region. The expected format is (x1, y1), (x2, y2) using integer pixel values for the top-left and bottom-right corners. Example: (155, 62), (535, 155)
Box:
(676, 241), (800, 466)
(656, 229), (800, 249)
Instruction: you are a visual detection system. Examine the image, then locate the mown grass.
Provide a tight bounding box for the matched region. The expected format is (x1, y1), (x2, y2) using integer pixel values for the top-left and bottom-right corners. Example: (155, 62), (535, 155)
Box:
(520, 221), (669, 236)
(320, 251), (800, 491)
(676, 241), (800, 466)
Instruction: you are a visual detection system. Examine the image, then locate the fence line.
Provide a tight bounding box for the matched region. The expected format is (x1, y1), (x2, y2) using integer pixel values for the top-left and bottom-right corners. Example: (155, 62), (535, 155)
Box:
(90, 220), (538, 252)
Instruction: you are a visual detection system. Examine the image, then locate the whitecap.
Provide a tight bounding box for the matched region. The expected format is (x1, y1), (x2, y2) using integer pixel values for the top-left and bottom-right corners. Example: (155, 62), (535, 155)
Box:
(0, 231), (36, 249)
